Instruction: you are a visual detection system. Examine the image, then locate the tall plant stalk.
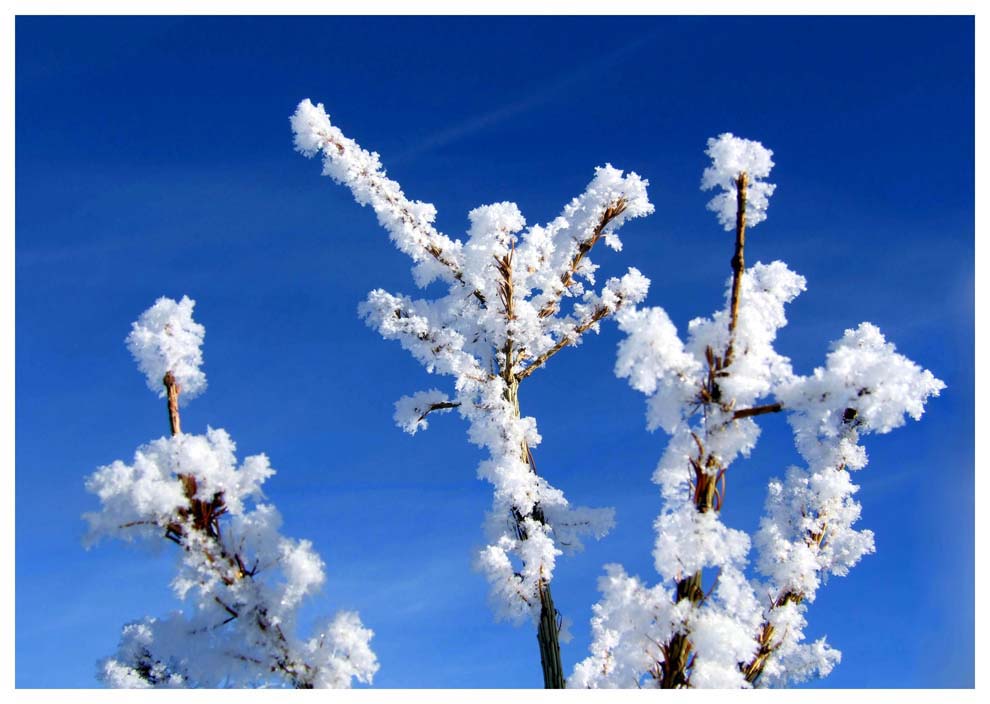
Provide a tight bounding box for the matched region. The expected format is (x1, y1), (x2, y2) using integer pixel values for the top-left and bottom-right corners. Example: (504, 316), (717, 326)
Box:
(658, 172), (760, 688)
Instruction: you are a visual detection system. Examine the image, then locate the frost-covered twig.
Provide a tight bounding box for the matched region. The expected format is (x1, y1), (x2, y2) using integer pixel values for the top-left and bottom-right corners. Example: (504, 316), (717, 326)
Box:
(744, 323), (944, 686)
(84, 296), (378, 688)
(571, 134), (942, 689)
(291, 99), (483, 302)
(535, 197), (629, 319)
(293, 99), (653, 687)
(515, 286), (631, 382)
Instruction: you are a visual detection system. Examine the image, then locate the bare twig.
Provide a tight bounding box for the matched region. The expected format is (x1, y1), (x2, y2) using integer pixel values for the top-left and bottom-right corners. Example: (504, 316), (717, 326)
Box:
(732, 402), (783, 420)
(723, 173), (748, 368)
(164, 371), (182, 436)
(416, 401), (461, 424)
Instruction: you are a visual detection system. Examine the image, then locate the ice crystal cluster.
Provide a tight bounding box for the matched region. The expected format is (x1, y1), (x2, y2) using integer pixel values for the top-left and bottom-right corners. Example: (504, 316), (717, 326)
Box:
(84, 297), (378, 688)
(701, 132), (776, 231)
(570, 136), (943, 688)
(126, 295), (206, 401)
(292, 98), (653, 624)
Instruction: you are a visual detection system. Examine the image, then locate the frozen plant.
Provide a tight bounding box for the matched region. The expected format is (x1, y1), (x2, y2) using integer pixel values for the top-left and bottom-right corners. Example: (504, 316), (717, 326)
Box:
(84, 296), (378, 688)
(292, 98), (653, 687)
(126, 295), (206, 402)
(571, 134), (943, 688)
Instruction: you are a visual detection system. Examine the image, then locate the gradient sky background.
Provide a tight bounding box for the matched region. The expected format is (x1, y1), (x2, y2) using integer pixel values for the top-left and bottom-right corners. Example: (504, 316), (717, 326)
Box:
(15, 15), (973, 688)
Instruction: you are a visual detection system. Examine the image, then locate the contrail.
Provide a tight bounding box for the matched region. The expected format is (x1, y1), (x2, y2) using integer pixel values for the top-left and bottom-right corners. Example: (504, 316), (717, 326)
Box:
(391, 27), (661, 165)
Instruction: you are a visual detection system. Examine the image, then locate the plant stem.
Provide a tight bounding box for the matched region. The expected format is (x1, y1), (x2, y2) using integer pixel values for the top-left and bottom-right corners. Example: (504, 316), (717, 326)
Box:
(724, 172), (748, 368)
(732, 402), (782, 420)
(659, 172), (750, 688)
(740, 591), (804, 685)
(536, 198), (627, 319)
(503, 378), (566, 689)
(160, 372), (312, 687)
(164, 371), (182, 436)
(536, 578), (566, 688)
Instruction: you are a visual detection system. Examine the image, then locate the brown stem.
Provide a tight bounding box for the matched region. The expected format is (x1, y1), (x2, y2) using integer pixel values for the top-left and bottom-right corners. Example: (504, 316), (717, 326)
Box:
(666, 180), (757, 693)
(665, 176), (774, 685)
(732, 402), (783, 420)
(660, 468), (719, 687)
(741, 422), (863, 685)
(658, 351), (736, 687)
(537, 579), (566, 688)
(164, 372), (182, 436)
(416, 401), (461, 424)
(741, 495), (838, 684)
(503, 379), (566, 688)
(741, 591), (804, 685)
(496, 244), (517, 383)
(659, 570), (705, 688)
(537, 198), (627, 319)
(163, 373), (224, 543)
(515, 301), (615, 382)
(724, 172), (748, 369)
(659, 631), (694, 688)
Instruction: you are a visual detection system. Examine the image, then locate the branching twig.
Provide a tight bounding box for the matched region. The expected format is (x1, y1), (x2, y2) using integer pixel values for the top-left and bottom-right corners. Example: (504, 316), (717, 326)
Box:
(537, 198), (627, 319)
(153, 371), (312, 688)
(515, 303), (614, 382)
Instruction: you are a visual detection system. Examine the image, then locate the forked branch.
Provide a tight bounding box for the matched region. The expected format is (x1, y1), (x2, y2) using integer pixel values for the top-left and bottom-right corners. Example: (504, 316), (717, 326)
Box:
(537, 197), (628, 319)
(515, 303), (614, 382)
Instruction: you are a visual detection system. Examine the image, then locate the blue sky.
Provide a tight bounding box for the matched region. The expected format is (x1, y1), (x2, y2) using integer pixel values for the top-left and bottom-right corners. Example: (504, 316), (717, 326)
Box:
(15, 15), (973, 688)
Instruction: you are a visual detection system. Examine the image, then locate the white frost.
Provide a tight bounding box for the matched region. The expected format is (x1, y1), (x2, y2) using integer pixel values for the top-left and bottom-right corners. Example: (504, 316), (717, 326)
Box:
(88, 297), (378, 689)
(701, 133), (776, 231)
(294, 97), (653, 624)
(573, 135), (940, 689)
(126, 295), (206, 402)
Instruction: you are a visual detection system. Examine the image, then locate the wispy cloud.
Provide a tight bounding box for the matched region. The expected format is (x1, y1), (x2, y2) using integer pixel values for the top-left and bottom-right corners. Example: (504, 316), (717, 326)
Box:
(391, 28), (661, 165)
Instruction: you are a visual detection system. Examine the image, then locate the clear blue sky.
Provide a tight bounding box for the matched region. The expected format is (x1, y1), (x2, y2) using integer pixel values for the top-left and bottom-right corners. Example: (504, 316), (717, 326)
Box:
(15, 15), (973, 688)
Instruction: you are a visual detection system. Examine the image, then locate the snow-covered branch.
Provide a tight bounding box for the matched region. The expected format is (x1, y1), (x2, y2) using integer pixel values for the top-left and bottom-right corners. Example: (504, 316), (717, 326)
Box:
(293, 100), (652, 687)
(393, 389), (460, 435)
(516, 268), (650, 381)
(746, 322), (944, 685)
(572, 135), (942, 689)
(292, 99), (481, 297)
(84, 297), (378, 688)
